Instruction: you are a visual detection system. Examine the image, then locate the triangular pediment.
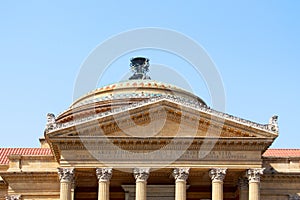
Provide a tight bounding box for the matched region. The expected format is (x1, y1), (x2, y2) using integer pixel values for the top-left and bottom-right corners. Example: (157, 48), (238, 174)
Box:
(45, 98), (278, 165)
(46, 98), (278, 140)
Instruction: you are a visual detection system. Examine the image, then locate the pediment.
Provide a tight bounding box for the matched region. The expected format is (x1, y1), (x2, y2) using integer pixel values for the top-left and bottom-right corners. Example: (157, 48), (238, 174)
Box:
(46, 98), (278, 140)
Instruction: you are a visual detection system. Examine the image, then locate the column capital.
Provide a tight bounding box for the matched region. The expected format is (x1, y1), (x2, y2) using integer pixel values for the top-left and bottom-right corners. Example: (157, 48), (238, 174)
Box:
(246, 168), (264, 183)
(173, 167), (190, 182)
(5, 195), (21, 200)
(238, 177), (248, 190)
(289, 194), (300, 200)
(96, 168), (112, 182)
(209, 168), (227, 182)
(133, 168), (150, 182)
(58, 167), (75, 182)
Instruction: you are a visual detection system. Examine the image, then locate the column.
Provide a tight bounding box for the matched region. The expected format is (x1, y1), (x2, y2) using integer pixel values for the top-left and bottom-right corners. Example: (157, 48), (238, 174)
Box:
(173, 168), (190, 200)
(289, 194), (300, 200)
(133, 168), (150, 200)
(71, 179), (76, 200)
(5, 195), (21, 200)
(209, 168), (227, 200)
(58, 168), (75, 200)
(238, 177), (248, 200)
(96, 168), (113, 200)
(246, 168), (264, 200)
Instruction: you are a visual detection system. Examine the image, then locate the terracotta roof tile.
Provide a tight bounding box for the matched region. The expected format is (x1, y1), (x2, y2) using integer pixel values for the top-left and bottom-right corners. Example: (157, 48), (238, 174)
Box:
(0, 148), (52, 165)
(263, 149), (300, 158)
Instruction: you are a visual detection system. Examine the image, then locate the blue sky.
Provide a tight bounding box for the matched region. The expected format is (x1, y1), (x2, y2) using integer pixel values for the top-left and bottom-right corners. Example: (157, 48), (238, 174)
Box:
(0, 1), (299, 148)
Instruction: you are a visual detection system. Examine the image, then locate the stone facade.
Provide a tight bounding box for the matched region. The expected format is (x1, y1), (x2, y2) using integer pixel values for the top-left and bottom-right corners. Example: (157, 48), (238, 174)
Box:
(0, 59), (299, 199)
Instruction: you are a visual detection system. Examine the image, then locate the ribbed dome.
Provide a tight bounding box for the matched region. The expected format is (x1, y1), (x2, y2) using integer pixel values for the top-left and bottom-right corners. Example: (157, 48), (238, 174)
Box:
(56, 79), (206, 123)
(56, 57), (207, 123)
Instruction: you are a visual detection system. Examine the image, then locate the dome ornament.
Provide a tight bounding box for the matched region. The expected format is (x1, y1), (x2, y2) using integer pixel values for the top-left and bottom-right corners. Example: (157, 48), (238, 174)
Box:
(129, 57), (151, 80)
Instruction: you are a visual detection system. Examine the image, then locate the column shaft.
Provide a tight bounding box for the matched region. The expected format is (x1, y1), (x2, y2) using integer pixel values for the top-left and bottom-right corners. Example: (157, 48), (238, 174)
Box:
(173, 168), (190, 200)
(175, 180), (186, 200)
(212, 180), (223, 200)
(246, 168), (264, 200)
(58, 168), (74, 200)
(98, 181), (110, 200)
(60, 181), (72, 200)
(133, 168), (150, 200)
(96, 168), (112, 200)
(238, 178), (248, 200)
(136, 181), (147, 200)
(249, 182), (259, 200)
(209, 168), (227, 200)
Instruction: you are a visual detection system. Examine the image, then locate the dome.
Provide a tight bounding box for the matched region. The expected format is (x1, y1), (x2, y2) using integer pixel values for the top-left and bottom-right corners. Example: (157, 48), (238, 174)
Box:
(56, 58), (206, 123)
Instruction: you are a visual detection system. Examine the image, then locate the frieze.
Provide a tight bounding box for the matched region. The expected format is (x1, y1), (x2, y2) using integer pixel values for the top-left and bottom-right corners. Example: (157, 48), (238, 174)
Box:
(181, 150), (249, 161)
(66, 149), (256, 162)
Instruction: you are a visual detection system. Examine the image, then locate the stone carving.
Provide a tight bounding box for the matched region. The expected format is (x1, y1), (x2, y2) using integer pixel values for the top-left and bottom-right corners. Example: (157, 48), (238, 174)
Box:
(45, 113), (56, 131)
(5, 195), (21, 200)
(246, 168), (264, 182)
(268, 115), (279, 132)
(209, 168), (227, 182)
(58, 168), (75, 182)
(96, 168), (112, 182)
(238, 177), (248, 189)
(289, 194), (300, 200)
(173, 167), (190, 182)
(133, 168), (150, 182)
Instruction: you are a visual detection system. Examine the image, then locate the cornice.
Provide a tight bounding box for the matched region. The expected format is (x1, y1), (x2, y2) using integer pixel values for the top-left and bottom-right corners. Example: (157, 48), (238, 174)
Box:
(52, 137), (273, 150)
(0, 172), (58, 183)
(262, 173), (300, 182)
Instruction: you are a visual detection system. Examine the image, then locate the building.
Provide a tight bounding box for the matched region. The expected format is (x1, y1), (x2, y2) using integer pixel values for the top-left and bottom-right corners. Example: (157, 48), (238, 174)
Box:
(0, 57), (300, 200)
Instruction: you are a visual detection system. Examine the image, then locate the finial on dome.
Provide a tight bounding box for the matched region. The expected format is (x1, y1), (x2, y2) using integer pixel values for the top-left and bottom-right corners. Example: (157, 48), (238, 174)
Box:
(129, 57), (151, 80)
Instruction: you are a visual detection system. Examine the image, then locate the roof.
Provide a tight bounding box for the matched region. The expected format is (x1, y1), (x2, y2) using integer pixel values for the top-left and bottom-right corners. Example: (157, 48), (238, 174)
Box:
(70, 79), (206, 108)
(263, 149), (300, 158)
(0, 148), (52, 165)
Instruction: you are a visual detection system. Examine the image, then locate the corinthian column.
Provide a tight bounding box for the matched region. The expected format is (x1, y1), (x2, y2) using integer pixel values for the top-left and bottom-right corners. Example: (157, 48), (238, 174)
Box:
(209, 168), (227, 200)
(133, 168), (150, 200)
(96, 168), (112, 200)
(246, 168), (264, 200)
(173, 168), (190, 200)
(58, 168), (75, 200)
